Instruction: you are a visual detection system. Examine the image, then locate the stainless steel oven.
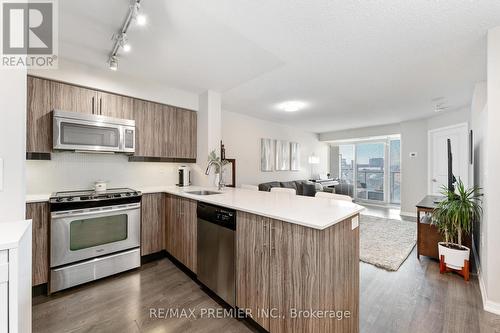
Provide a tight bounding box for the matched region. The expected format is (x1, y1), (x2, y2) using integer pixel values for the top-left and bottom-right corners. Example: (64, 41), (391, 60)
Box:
(51, 203), (140, 267)
(53, 110), (135, 154)
(49, 188), (141, 293)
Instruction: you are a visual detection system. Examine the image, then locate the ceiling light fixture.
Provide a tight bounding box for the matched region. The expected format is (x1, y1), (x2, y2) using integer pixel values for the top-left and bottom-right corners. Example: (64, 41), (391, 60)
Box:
(109, 56), (118, 71)
(279, 101), (306, 112)
(107, 0), (145, 70)
(136, 14), (147, 26)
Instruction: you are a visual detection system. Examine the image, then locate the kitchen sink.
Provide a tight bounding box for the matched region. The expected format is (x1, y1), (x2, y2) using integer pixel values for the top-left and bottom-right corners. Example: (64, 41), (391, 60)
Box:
(185, 190), (222, 196)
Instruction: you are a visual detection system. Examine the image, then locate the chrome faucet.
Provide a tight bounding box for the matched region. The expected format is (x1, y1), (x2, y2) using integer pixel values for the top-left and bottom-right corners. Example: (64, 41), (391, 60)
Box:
(205, 159), (225, 191)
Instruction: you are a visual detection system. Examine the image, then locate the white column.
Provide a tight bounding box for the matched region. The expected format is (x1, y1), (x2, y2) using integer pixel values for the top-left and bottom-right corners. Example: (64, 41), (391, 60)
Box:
(192, 90), (222, 186)
(484, 26), (500, 312)
(0, 69), (26, 222)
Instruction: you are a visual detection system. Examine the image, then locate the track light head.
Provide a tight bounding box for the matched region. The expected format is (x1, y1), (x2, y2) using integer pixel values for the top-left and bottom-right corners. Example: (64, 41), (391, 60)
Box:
(109, 56), (118, 71)
(136, 14), (147, 26)
(119, 34), (131, 52)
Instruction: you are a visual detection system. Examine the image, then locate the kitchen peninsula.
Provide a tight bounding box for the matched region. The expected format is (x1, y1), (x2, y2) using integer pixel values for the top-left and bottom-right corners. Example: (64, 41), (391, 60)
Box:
(26, 186), (363, 333)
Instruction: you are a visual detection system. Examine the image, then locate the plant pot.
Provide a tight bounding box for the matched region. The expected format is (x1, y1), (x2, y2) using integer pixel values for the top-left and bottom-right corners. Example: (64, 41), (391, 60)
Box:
(438, 242), (470, 270)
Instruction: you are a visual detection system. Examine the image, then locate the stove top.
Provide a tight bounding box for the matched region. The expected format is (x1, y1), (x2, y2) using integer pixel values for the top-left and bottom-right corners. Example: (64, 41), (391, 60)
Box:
(49, 188), (141, 207)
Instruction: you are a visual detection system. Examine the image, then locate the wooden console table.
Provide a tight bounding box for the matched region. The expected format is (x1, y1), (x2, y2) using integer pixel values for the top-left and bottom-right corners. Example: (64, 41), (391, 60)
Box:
(416, 195), (444, 260)
(416, 195), (473, 263)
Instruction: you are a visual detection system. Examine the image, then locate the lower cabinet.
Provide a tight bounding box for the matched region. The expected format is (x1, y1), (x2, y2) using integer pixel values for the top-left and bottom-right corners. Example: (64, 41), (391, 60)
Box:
(236, 212), (271, 331)
(165, 194), (197, 273)
(236, 212), (359, 333)
(141, 193), (165, 256)
(25, 202), (50, 286)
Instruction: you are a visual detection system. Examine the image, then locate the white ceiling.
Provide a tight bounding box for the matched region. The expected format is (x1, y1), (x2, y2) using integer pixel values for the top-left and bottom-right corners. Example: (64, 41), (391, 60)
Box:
(59, 0), (500, 133)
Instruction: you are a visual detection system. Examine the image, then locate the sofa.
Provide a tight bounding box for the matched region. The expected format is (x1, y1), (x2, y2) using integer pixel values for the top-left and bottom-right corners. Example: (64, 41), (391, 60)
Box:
(258, 180), (317, 197)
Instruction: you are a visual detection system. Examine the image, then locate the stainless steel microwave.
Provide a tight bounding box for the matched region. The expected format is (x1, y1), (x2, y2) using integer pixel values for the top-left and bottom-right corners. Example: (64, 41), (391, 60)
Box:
(53, 110), (135, 154)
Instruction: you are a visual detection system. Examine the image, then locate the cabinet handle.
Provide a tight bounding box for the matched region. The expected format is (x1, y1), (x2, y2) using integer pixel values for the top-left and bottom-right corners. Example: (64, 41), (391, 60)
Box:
(263, 223), (268, 249)
(92, 96), (95, 114)
(271, 226), (276, 253)
(99, 98), (102, 115)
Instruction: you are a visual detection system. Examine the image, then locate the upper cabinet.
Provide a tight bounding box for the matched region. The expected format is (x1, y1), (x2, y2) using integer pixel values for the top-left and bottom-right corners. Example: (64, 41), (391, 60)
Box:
(50, 81), (97, 114)
(97, 91), (134, 119)
(26, 76), (197, 161)
(27, 77), (52, 153)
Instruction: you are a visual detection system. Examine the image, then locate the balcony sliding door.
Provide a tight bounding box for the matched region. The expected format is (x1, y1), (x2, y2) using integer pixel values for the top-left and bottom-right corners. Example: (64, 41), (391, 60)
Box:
(338, 137), (400, 205)
(355, 142), (385, 202)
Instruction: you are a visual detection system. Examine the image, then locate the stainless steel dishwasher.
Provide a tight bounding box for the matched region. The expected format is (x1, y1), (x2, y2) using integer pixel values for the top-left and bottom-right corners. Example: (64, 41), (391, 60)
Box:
(197, 202), (236, 306)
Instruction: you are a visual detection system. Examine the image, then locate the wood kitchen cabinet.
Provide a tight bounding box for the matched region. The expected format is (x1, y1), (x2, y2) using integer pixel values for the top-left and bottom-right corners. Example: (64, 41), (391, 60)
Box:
(97, 91), (134, 119)
(141, 193), (165, 256)
(133, 99), (164, 157)
(26, 75), (197, 160)
(175, 108), (197, 159)
(165, 194), (197, 273)
(50, 80), (97, 115)
(25, 202), (50, 286)
(236, 212), (360, 333)
(27, 76), (53, 153)
(236, 212), (271, 331)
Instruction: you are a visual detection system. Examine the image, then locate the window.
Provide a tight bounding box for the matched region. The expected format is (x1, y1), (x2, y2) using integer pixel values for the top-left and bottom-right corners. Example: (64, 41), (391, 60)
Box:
(338, 136), (401, 205)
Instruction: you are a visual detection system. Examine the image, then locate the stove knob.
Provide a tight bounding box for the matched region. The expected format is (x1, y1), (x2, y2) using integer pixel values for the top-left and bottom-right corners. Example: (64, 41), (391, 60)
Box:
(126, 192), (131, 196)
(67, 197), (74, 202)
(56, 197), (62, 203)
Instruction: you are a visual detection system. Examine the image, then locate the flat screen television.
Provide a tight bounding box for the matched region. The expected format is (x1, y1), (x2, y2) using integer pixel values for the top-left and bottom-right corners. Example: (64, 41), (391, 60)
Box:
(447, 138), (456, 193)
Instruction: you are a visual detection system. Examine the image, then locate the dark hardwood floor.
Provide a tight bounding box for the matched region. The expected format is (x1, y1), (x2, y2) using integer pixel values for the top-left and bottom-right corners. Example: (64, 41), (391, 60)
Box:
(33, 208), (500, 333)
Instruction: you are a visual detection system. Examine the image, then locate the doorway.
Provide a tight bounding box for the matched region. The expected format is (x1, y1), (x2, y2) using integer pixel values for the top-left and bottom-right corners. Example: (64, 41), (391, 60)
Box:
(428, 123), (468, 195)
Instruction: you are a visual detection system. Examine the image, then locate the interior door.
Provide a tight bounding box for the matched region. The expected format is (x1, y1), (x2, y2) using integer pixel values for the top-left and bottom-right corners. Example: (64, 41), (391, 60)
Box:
(429, 123), (468, 195)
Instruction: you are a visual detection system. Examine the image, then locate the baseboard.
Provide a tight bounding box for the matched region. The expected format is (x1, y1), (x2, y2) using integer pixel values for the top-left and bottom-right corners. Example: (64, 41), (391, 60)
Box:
(474, 247), (500, 315)
(400, 211), (417, 218)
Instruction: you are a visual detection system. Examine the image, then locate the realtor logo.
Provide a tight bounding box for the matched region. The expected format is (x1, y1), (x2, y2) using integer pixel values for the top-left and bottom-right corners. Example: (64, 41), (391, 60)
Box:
(1, 0), (58, 68)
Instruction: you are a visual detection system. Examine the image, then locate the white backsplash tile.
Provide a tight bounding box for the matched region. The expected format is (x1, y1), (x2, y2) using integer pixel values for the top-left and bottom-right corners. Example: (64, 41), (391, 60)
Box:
(26, 152), (193, 194)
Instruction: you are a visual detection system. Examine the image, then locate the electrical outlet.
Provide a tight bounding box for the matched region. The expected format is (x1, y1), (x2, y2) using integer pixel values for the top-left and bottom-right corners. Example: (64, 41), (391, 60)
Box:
(351, 215), (359, 230)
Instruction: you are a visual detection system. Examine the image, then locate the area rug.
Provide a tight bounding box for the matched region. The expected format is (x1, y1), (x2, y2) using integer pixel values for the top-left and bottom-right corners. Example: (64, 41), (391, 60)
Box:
(359, 215), (417, 271)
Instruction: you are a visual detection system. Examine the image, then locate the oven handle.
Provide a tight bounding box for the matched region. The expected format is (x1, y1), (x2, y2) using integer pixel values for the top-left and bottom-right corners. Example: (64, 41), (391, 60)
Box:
(51, 203), (140, 219)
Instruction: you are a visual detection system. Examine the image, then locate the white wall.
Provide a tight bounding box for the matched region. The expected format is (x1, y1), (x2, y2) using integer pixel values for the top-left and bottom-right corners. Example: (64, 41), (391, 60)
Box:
(319, 109), (471, 214)
(0, 69), (26, 222)
(222, 110), (329, 186)
(482, 26), (500, 313)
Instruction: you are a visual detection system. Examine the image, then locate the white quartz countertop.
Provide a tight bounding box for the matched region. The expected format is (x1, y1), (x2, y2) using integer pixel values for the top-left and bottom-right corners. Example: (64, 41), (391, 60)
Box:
(26, 186), (364, 230)
(142, 186), (364, 230)
(0, 220), (32, 250)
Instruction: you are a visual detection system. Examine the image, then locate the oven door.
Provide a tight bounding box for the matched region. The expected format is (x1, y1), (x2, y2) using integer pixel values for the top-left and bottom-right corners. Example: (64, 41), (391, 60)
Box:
(53, 116), (123, 152)
(50, 203), (140, 268)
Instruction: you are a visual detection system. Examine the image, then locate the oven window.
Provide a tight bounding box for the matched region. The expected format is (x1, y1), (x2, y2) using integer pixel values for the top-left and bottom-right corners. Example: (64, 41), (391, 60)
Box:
(61, 122), (120, 148)
(69, 214), (128, 251)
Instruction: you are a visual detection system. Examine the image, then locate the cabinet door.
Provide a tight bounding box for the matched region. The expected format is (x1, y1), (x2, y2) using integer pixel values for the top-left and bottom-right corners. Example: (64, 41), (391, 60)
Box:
(133, 100), (163, 157)
(236, 212), (270, 331)
(161, 105), (177, 158)
(175, 108), (197, 159)
(51, 80), (97, 114)
(26, 202), (49, 286)
(270, 219), (320, 333)
(97, 91), (134, 119)
(27, 76), (53, 153)
(178, 197), (197, 272)
(165, 194), (177, 255)
(141, 193), (165, 256)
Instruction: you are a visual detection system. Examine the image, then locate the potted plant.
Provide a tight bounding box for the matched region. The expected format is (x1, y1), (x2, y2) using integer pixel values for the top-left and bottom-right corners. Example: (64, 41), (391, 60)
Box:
(207, 150), (228, 185)
(432, 179), (482, 279)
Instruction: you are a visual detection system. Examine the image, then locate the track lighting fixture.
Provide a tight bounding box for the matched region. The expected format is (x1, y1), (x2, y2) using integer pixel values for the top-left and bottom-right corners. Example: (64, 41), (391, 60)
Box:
(107, 0), (145, 70)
